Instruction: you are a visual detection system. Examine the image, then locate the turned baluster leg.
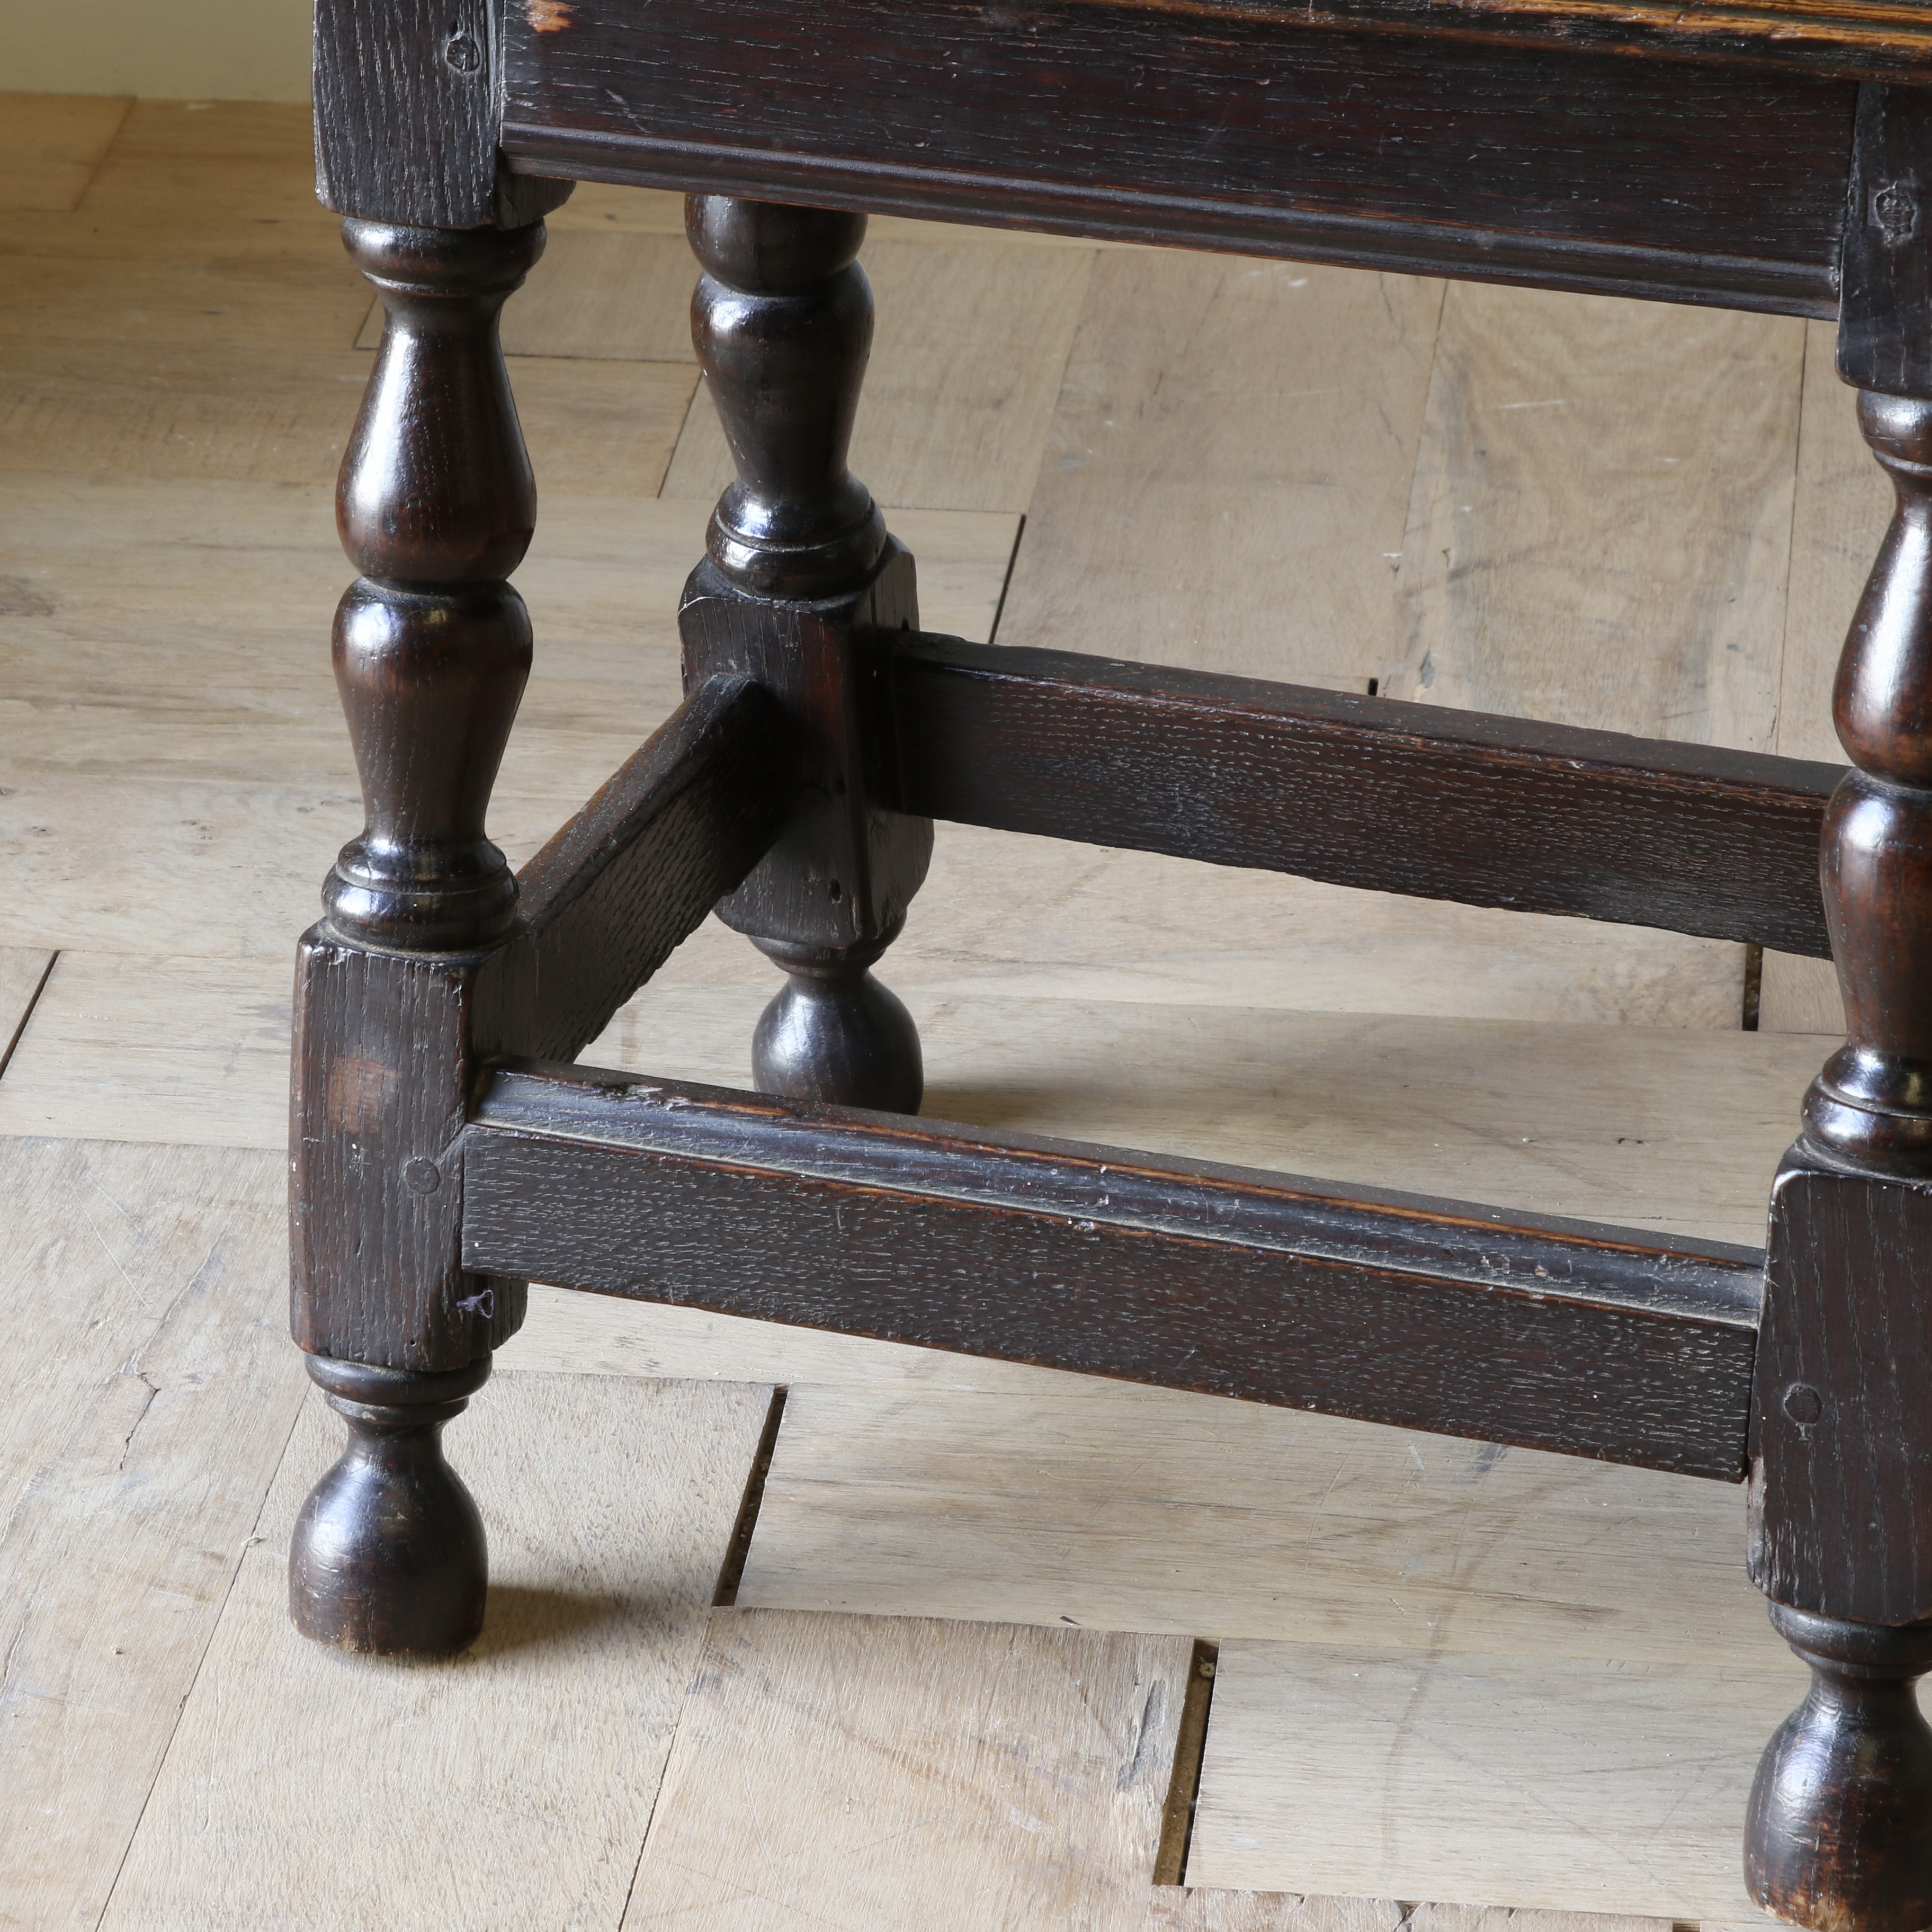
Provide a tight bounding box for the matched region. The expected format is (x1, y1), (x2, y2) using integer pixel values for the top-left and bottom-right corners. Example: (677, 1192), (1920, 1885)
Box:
(290, 1357), (491, 1652)
(678, 195), (932, 1113)
(1747, 88), (1932, 1929)
(288, 218), (542, 1656)
(1749, 1608), (1932, 1929)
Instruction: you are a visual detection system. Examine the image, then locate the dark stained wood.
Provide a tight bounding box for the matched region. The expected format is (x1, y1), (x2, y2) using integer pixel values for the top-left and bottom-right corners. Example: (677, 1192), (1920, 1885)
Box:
(501, 0), (1932, 97)
(682, 540), (931, 1112)
(291, 942), (524, 1370)
(1803, 390), (1932, 1173)
(292, 678), (795, 1371)
(296, 217), (550, 1382)
(742, 930), (925, 1116)
(681, 552), (929, 964)
(1748, 1168), (1932, 1932)
(1741, 193), (1932, 1932)
(1749, 385), (1932, 1929)
(503, 3), (1854, 317)
(891, 637), (1842, 955)
(459, 1063), (1763, 1481)
(679, 197), (931, 1112)
(1839, 86), (1932, 397)
(684, 195), (885, 602)
(289, 1354), (491, 1658)
(315, 0), (498, 228)
(929, 0), (1932, 86)
(484, 676), (794, 1064)
(291, 218), (560, 1655)
(314, 0), (573, 230)
(326, 219), (539, 952)
(1751, 1156), (1932, 1626)
(1748, 1606), (1932, 1932)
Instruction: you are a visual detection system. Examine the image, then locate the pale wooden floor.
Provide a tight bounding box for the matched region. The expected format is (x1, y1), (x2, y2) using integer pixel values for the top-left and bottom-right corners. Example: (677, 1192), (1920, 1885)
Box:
(0, 94), (1889, 1929)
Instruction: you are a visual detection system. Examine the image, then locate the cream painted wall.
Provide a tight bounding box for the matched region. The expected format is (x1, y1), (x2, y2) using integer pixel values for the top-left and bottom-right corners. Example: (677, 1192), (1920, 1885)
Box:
(1, 0), (312, 100)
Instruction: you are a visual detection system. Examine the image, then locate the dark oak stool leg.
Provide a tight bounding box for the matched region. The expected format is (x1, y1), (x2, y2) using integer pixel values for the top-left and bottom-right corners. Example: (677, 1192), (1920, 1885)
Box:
(290, 1355), (491, 1653)
(1749, 1608), (1932, 1931)
(1747, 366), (1932, 1932)
(678, 195), (932, 1114)
(1745, 92), (1932, 1927)
(288, 218), (542, 1656)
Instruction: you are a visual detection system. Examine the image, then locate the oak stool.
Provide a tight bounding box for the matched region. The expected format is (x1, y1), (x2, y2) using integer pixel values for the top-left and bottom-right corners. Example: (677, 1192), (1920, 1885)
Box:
(295, 4), (1932, 1925)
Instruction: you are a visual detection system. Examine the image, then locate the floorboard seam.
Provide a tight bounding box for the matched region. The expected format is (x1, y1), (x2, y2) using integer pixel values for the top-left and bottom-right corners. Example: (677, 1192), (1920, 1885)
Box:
(1769, 319), (1814, 765)
(87, 1370), (310, 1932)
(71, 100), (135, 216)
(1155, 1636), (1220, 1887)
(712, 1384), (788, 1608)
(656, 363), (712, 503)
(0, 950), (59, 1086)
(1390, 279), (1453, 696)
(987, 510), (1026, 645)
(618, 1377), (788, 1932)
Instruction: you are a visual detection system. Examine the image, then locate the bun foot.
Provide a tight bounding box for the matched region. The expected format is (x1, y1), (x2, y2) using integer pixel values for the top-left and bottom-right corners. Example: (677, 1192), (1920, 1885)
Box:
(1747, 1604), (1932, 1932)
(752, 935), (923, 1114)
(289, 1354), (491, 1658)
